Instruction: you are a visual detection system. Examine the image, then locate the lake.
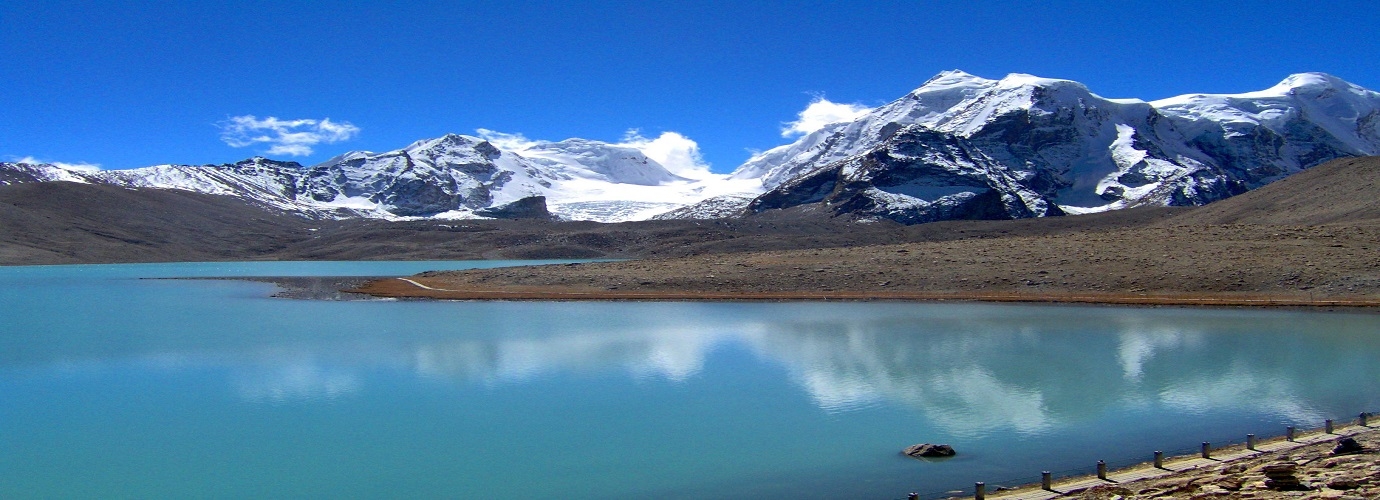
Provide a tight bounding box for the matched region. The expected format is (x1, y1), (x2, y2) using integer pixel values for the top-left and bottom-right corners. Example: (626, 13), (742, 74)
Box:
(2, 261), (1378, 499)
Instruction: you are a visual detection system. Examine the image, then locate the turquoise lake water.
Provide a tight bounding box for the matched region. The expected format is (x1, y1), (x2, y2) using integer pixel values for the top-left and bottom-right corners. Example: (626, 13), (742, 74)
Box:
(2, 261), (1379, 499)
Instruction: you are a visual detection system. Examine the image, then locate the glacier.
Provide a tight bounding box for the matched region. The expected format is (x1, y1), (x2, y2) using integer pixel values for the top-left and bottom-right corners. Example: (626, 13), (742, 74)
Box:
(4, 70), (1377, 224)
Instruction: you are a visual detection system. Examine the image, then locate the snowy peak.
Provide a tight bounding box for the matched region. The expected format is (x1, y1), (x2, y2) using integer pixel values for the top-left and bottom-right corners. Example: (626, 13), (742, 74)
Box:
(741, 70), (1380, 225)
(902, 71), (1105, 134)
(729, 70), (1117, 186)
(1150, 72), (1379, 109)
(229, 157), (305, 171)
(994, 73), (1088, 91)
(0, 162), (96, 185)
(9, 71), (1377, 227)
(400, 133), (504, 164)
(1, 132), (753, 223)
(518, 138), (686, 186)
(916, 69), (994, 89)
(1150, 72), (1380, 156)
(1267, 72), (1365, 97)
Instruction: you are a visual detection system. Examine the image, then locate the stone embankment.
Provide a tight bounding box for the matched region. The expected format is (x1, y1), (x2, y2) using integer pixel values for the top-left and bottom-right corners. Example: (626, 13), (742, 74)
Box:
(979, 422), (1378, 500)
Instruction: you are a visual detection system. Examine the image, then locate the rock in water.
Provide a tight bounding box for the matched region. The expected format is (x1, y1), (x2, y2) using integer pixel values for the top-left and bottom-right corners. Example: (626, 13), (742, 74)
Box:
(1332, 437), (1364, 455)
(902, 443), (956, 458)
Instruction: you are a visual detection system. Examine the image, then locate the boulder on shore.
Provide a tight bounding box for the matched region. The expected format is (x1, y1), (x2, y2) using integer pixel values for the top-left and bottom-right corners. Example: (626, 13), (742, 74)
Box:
(1261, 462), (1306, 491)
(902, 443), (956, 458)
(1332, 436), (1364, 455)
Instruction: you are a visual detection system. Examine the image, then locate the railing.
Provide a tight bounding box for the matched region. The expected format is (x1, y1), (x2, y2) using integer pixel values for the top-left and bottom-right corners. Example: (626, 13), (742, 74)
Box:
(892, 410), (1374, 500)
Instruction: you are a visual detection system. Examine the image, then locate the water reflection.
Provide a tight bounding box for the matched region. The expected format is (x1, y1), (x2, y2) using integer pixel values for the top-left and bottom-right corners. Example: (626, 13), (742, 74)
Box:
(408, 325), (733, 384)
(5, 284), (1380, 437)
(731, 308), (1378, 432)
(255, 305), (1375, 436)
(7, 272), (1380, 499)
(1116, 328), (1197, 381)
(234, 361), (359, 404)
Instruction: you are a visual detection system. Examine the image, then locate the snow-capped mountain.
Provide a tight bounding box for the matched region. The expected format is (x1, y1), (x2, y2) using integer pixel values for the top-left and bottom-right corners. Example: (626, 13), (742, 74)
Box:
(2, 134), (757, 222)
(732, 70), (1003, 187)
(6, 70), (1377, 225)
(734, 70), (1380, 224)
(0, 161), (101, 185)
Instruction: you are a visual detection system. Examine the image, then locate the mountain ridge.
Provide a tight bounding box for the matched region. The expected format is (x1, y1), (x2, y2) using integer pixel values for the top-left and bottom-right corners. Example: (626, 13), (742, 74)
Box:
(5, 157), (1377, 267)
(727, 70), (1379, 224)
(5, 70), (1377, 225)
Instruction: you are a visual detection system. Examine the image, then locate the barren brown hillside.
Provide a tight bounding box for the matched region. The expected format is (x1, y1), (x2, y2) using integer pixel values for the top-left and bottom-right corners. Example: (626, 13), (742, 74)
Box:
(356, 157), (1380, 307)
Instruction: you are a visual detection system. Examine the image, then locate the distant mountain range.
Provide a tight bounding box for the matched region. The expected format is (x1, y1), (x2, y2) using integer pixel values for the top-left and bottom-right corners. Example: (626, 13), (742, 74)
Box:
(5, 71), (1378, 224)
(1, 135), (753, 222)
(733, 71), (1380, 223)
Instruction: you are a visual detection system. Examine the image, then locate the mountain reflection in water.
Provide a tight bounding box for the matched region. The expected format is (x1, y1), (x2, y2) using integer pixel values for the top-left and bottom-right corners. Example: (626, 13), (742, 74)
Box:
(14, 298), (1364, 437)
(4, 265), (1380, 499)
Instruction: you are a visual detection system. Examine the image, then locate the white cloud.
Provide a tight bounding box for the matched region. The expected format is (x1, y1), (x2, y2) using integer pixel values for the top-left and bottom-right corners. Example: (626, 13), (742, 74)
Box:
(218, 115), (360, 156)
(475, 128), (540, 151)
(616, 130), (713, 179)
(12, 156), (101, 172)
(781, 97), (873, 138)
(477, 128), (714, 180)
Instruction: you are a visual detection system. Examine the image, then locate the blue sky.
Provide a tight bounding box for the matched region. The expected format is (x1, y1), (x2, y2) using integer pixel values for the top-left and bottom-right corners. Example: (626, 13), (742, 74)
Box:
(3, 0), (1378, 173)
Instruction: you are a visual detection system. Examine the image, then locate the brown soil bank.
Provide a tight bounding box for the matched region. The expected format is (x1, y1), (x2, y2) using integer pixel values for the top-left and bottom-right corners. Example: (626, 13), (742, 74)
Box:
(354, 157), (1380, 306)
(353, 222), (1380, 306)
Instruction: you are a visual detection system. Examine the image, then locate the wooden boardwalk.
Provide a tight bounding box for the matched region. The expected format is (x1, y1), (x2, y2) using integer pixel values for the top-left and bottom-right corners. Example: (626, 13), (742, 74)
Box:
(978, 423), (1370, 500)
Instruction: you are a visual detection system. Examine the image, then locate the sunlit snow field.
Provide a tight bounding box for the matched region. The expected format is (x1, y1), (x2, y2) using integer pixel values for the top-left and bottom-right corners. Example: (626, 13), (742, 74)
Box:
(2, 262), (1379, 499)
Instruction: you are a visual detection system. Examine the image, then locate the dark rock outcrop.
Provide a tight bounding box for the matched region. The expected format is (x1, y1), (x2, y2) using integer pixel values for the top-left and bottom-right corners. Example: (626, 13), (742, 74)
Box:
(474, 196), (554, 220)
(749, 127), (1065, 224)
(902, 443), (956, 458)
(1332, 436), (1364, 455)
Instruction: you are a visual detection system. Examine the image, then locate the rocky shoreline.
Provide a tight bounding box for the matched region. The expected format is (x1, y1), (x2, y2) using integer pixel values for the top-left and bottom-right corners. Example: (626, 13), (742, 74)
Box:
(985, 423), (1380, 499)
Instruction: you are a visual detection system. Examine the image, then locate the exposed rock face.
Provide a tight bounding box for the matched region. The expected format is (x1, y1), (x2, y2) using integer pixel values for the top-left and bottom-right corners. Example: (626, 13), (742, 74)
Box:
(650, 194), (755, 220)
(742, 71), (1380, 225)
(297, 134), (533, 217)
(902, 443), (956, 458)
(748, 126), (1068, 224)
(473, 196), (554, 220)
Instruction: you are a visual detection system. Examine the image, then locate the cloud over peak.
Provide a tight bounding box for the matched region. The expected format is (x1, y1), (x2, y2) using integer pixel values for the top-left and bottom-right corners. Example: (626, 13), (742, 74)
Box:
(477, 128), (713, 179)
(12, 156), (101, 172)
(218, 115), (360, 156)
(617, 129), (712, 179)
(781, 97), (873, 138)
